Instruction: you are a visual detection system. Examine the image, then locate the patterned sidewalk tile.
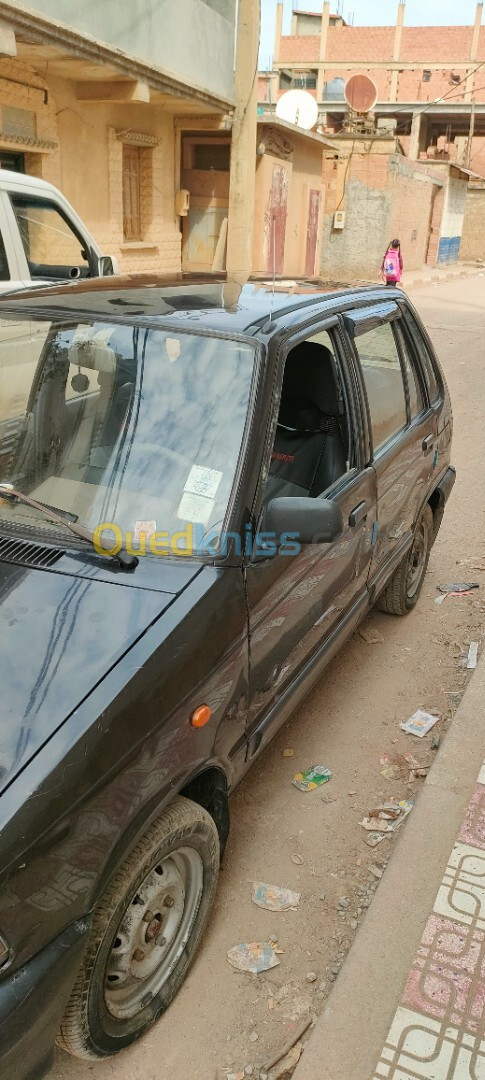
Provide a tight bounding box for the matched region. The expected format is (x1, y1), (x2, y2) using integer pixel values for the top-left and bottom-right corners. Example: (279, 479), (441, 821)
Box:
(403, 914), (485, 1034)
(434, 843), (485, 931)
(373, 760), (485, 1080)
(373, 1006), (485, 1079)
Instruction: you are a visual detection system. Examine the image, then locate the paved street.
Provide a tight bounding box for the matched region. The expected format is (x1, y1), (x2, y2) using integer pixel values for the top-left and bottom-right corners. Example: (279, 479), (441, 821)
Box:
(49, 275), (485, 1080)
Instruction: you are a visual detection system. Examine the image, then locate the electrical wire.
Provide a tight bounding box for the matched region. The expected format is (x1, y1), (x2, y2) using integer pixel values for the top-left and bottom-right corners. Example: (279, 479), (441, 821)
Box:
(386, 59), (485, 135)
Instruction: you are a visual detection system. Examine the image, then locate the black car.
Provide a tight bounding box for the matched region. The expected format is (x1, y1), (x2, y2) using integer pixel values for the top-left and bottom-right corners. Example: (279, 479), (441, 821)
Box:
(0, 274), (454, 1078)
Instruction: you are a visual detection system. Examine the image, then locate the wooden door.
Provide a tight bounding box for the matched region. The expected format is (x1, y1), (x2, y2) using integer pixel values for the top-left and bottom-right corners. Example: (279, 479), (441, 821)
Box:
(305, 188), (322, 276)
(267, 165), (288, 274)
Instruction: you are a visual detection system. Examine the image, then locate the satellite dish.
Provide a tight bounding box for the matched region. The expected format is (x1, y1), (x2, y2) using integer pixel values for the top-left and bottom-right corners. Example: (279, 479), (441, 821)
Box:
(276, 90), (319, 130)
(344, 74), (378, 113)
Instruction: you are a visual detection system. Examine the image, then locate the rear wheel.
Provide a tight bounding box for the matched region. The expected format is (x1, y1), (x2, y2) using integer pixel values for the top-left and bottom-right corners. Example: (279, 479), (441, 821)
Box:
(58, 797), (220, 1059)
(377, 504), (433, 616)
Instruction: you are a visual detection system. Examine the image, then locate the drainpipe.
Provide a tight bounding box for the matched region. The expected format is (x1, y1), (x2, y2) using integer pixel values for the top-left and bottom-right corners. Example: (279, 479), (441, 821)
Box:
(226, 0), (260, 276)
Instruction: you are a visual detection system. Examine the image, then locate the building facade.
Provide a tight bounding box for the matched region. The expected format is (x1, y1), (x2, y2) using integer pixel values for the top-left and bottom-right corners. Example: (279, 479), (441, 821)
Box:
(0, 0), (238, 273)
(260, 1), (485, 174)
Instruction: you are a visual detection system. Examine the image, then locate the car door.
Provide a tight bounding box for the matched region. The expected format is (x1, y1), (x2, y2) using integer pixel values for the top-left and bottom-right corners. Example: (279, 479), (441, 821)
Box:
(244, 318), (376, 760)
(345, 301), (436, 604)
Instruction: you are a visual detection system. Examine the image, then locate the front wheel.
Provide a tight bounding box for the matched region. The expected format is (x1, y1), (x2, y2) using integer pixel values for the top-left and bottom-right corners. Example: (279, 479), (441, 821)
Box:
(377, 504), (433, 616)
(58, 796), (220, 1059)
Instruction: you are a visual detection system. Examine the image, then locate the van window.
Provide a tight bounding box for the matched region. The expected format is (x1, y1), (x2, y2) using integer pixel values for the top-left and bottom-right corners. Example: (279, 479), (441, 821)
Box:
(0, 230), (10, 281)
(10, 195), (91, 280)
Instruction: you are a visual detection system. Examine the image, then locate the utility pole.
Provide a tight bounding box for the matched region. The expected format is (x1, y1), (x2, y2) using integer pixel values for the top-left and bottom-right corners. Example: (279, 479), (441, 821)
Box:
(226, 0), (260, 277)
(466, 102), (476, 168)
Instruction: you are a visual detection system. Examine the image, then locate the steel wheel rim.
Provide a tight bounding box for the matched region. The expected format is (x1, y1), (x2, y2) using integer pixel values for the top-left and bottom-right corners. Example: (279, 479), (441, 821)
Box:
(406, 520), (428, 599)
(104, 847), (203, 1020)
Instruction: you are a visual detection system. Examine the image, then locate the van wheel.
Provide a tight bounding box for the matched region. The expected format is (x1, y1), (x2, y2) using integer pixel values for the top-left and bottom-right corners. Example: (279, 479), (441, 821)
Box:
(57, 797), (220, 1059)
(377, 504), (433, 616)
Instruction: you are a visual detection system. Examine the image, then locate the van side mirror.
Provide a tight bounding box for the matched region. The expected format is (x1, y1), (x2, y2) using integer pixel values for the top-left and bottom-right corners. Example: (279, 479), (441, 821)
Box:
(254, 497), (343, 559)
(97, 255), (115, 277)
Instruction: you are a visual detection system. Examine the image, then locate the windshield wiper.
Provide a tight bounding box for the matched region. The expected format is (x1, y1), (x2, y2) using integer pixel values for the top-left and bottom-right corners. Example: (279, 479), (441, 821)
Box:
(0, 484), (138, 570)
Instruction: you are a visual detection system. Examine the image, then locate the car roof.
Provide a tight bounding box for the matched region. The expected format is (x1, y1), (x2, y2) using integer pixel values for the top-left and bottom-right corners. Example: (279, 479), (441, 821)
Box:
(0, 272), (391, 335)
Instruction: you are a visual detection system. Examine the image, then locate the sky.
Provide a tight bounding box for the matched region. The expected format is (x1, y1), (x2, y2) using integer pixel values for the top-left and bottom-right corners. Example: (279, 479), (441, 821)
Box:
(259, 0), (484, 69)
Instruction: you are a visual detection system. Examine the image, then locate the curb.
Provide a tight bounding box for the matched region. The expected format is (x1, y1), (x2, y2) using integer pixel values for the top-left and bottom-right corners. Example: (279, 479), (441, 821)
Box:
(405, 265), (482, 289)
(293, 654), (485, 1080)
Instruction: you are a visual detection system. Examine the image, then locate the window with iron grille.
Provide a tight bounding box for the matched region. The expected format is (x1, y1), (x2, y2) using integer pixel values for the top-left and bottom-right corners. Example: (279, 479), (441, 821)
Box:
(122, 144), (141, 241)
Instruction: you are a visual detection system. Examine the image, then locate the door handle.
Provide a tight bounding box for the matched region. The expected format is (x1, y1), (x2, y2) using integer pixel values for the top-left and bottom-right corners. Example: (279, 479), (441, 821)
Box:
(422, 434), (434, 453)
(348, 500), (367, 528)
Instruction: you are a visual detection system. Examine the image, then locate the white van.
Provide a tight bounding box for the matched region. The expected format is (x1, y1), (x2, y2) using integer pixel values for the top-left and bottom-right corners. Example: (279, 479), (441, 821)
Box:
(0, 169), (115, 292)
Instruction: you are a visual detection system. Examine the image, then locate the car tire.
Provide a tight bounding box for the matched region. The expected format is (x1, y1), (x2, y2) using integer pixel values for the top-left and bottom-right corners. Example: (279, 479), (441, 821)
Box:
(57, 796), (220, 1060)
(377, 503), (433, 616)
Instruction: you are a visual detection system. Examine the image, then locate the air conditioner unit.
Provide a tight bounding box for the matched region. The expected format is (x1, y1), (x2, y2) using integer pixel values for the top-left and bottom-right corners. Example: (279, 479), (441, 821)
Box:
(333, 210), (346, 229)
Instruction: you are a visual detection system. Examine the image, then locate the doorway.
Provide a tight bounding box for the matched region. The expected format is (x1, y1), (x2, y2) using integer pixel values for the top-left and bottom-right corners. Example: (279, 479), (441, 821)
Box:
(180, 135), (230, 271)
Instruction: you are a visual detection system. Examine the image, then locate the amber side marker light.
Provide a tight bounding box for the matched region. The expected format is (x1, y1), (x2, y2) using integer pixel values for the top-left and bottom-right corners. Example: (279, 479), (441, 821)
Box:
(190, 704), (212, 728)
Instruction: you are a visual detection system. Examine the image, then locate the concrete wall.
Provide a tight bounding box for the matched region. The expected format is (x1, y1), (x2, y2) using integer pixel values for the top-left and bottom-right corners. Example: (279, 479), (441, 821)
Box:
(461, 186), (485, 260)
(19, 0), (236, 102)
(436, 172), (467, 262)
(320, 151), (438, 280)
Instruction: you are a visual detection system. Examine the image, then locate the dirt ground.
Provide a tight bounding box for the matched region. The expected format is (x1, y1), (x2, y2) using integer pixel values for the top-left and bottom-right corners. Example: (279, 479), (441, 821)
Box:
(49, 276), (485, 1080)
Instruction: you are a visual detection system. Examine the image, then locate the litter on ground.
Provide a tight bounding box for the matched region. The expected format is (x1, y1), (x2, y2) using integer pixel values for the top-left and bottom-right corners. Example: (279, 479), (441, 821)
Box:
(292, 765), (332, 791)
(227, 942), (281, 974)
(359, 800), (414, 838)
(400, 709), (439, 737)
(251, 882), (301, 912)
(467, 642), (479, 669)
(437, 582), (479, 594)
(380, 751), (424, 779)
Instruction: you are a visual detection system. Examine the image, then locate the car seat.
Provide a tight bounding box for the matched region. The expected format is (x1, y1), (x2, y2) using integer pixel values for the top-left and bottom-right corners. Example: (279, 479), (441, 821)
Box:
(266, 342), (347, 501)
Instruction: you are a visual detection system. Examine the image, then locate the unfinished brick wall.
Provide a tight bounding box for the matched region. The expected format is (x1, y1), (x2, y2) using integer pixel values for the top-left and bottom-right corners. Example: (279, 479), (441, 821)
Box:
(460, 186), (485, 260)
(279, 23), (485, 104)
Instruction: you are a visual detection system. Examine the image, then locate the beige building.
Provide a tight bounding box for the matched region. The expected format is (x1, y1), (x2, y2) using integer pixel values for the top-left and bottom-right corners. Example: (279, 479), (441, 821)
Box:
(0, 0), (239, 274)
(253, 114), (332, 277)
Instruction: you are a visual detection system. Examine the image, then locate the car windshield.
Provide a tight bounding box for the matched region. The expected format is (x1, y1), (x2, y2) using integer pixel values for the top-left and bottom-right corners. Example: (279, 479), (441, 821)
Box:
(0, 316), (256, 555)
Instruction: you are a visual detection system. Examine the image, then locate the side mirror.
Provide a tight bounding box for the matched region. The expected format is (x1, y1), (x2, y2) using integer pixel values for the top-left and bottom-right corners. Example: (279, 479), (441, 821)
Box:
(97, 255), (116, 277)
(256, 496), (343, 558)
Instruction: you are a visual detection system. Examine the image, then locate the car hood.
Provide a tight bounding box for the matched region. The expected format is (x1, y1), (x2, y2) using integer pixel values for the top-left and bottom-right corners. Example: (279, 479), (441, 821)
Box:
(0, 559), (197, 794)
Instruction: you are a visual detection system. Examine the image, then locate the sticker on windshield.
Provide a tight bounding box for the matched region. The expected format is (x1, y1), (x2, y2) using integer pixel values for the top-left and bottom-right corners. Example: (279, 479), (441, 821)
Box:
(184, 465), (222, 500)
(165, 338), (181, 363)
(177, 491), (213, 526)
(133, 519), (157, 541)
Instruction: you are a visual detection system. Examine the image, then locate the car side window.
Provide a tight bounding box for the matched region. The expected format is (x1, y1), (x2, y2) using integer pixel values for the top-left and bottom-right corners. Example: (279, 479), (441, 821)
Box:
(394, 322), (424, 420)
(404, 310), (440, 403)
(354, 321), (407, 453)
(264, 328), (351, 503)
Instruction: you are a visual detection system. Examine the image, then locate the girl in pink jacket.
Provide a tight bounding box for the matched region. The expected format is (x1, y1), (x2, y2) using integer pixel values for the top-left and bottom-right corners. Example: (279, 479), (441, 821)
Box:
(381, 239), (403, 285)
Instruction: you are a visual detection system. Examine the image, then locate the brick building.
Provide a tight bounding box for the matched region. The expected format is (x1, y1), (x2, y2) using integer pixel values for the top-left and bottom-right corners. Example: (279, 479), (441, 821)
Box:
(0, 0), (238, 274)
(260, 1), (485, 174)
